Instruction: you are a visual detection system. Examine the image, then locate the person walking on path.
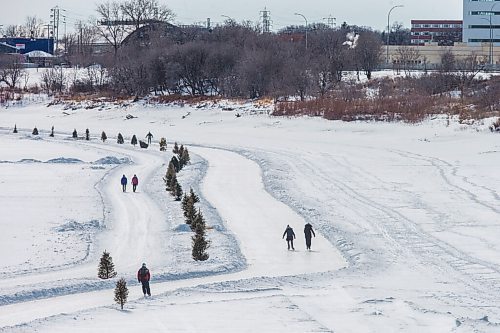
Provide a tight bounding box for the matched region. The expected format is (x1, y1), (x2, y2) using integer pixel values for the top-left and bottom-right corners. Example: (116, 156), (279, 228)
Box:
(137, 263), (151, 296)
(132, 174), (139, 192)
(146, 131), (153, 145)
(121, 174), (127, 192)
(282, 225), (296, 250)
(304, 222), (316, 250)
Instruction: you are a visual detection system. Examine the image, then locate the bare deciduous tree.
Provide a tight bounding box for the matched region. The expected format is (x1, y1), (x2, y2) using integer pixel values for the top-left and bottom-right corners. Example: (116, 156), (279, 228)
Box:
(95, 1), (127, 56)
(120, 0), (174, 29)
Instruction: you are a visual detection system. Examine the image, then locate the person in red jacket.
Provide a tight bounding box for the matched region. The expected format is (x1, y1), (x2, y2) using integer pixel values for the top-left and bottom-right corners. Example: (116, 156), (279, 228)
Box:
(137, 263), (151, 296)
(132, 174), (139, 192)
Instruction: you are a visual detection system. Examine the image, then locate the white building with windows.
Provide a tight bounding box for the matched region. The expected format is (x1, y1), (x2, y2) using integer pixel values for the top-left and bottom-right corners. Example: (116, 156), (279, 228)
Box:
(463, 0), (500, 45)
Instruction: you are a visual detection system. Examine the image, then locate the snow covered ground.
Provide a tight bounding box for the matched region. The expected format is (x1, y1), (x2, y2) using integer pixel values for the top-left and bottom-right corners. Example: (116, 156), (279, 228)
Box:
(0, 98), (499, 332)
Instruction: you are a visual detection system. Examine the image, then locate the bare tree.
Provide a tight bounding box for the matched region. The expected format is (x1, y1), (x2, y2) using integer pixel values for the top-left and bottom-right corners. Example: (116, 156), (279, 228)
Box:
(354, 30), (383, 80)
(24, 16), (44, 38)
(0, 58), (24, 89)
(95, 1), (127, 56)
(395, 46), (421, 77)
(455, 53), (486, 99)
(120, 0), (174, 29)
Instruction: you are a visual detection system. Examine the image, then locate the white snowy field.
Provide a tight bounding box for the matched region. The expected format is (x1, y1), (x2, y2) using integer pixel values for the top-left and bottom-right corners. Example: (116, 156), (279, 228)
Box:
(0, 98), (499, 332)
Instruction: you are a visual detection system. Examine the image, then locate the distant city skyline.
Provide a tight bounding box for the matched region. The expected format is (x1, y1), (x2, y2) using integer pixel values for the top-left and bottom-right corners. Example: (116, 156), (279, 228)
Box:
(0, 0), (462, 33)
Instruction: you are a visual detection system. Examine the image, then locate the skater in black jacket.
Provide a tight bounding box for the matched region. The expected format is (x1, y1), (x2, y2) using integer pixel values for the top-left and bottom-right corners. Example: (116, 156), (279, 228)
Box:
(304, 222), (316, 250)
(282, 225), (296, 250)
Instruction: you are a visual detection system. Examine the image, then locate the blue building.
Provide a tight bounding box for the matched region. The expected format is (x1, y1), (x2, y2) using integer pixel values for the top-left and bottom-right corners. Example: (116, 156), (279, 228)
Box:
(0, 37), (54, 54)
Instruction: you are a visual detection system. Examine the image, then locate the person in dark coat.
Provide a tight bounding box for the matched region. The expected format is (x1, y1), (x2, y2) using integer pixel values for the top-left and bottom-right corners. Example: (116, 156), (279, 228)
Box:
(121, 174), (127, 192)
(304, 222), (316, 250)
(146, 131), (153, 144)
(137, 263), (151, 296)
(282, 225), (296, 250)
(132, 174), (139, 192)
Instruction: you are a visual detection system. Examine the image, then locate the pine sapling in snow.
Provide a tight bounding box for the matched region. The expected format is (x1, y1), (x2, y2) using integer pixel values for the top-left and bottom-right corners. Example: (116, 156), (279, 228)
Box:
(73, 129), (78, 139)
(174, 182), (183, 201)
(163, 162), (176, 191)
(192, 209), (210, 261)
(98, 250), (117, 279)
(32, 127), (38, 135)
(13, 124), (17, 133)
(184, 196), (196, 226)
(131, 135), (137, 146)
(189, 187), (200, 204)
(101, 131), (107, 142)
(114, 278), (129, 310)
(172, 142), (179, 154)
(180, 148), (190, 167)
(159, 137), (167, 151)
(170, 156), (180, 172)
(50, 126), (54, 137)
(117, 133), (124, 144)
(169, 174), (178, 197)
(85, 129), (89, 140)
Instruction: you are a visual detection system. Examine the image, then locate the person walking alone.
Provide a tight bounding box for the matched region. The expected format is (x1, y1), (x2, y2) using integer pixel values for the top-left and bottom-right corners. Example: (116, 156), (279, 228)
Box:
(146, 131), (153, 145)
(304, 222), (316, 250)
(137, 263), (151, 296)
(132, 174), (139, 192)
(121, 174), (127, 192)
(282, 225), (296, 250)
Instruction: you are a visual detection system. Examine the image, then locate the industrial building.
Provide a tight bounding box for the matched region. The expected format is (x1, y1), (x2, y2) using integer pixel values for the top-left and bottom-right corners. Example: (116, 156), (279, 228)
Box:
(463, 0), (500, 45)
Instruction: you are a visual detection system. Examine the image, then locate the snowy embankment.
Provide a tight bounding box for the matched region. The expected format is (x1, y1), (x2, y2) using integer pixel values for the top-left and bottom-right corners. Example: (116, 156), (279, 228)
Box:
(0, 99), (499, 332)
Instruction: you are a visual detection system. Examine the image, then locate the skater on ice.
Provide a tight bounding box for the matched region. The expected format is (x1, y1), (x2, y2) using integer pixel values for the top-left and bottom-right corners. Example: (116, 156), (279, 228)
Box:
(282, 225), (296, 250)
(304, 222), (316, 250)
(132, 174), (139, 192)
(146, 131), (153, 144)
(137, 263), (151, 296)
(121, 175), (127, 192)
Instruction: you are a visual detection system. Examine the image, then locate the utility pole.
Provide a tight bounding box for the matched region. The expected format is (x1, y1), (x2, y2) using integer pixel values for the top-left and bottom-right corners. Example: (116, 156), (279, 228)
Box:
(50, 6), (61, 54)
(260, 7), (271, 34)
(294, 13), (308, 49)
(386, 5), (403, 64)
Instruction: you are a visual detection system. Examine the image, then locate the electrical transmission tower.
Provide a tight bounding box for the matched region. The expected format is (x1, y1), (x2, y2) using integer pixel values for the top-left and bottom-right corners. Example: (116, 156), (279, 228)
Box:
(323, 15), (336, 29)
(50, 6), (60, 53)
(260, 7), (272, 33)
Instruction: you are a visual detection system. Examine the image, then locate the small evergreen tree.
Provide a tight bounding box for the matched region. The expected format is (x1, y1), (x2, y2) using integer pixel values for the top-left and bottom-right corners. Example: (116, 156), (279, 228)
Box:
(180, 148), (190, 167)
(101, 131), (107, 142)
(13, 124), (17, 133)
(174, 182), (183, 201)
(192, 209), (210, 261)
(184, 196), (196, 225)
(181, 192), (189, 211)
(170, 156), (180, 172)
(49, 126), (54, 137)
(178, 144), (185, 158)
(117, 133), (124, 144)
(85, 129), (89, 140)
(73, 129), (78, 139)
(131, 135), (137, 146)
(189, 187), (200, 204)
(169, 173), (178, 197)
(114, 278), (129, 310)
(172, 142), (179, 154)
(97, 250), (117, 279)
(32, 127), (38, 135)
(163, 162), (176, 191)
(159, 137), (167, 151)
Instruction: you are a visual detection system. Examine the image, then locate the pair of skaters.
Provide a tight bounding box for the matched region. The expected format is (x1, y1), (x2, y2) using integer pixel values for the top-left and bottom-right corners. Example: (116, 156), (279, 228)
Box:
(282, 223), (316, 251)
(120, 174), (139, 192)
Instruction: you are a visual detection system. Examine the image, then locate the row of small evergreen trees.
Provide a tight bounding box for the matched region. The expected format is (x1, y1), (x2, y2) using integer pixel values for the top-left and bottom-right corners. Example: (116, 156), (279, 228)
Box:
(14, 124), (168, 151)
(163, 143), (210, 261)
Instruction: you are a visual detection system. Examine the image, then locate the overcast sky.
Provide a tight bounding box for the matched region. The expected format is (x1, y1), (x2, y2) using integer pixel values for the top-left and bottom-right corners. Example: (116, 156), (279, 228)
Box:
(0, 0), (462, 33)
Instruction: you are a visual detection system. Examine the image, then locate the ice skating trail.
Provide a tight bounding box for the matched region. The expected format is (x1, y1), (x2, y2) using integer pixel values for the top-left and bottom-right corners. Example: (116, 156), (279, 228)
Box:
(0, 143), (346, 327)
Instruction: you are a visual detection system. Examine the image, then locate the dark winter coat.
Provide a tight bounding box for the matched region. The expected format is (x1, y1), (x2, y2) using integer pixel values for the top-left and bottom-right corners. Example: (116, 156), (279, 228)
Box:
(121, 176), (127, 185)
(132, 176), (138, 185)
(282, 226), (296, 241)
(137, 267), (150, 282)
(304, 223), (316, 239)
